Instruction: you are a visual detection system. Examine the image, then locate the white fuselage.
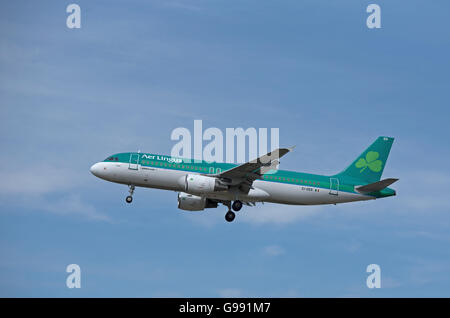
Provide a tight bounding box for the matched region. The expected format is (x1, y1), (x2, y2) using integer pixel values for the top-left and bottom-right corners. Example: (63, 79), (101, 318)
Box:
(90, 162), (374, 205)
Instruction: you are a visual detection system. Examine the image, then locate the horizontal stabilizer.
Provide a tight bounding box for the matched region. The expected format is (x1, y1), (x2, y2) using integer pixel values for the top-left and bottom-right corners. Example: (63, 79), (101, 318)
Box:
(355, 178), (399, 193)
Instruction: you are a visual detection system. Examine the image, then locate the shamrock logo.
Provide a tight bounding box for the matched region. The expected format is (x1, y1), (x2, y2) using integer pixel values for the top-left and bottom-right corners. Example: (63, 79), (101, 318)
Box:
(355, 151), (383, 173)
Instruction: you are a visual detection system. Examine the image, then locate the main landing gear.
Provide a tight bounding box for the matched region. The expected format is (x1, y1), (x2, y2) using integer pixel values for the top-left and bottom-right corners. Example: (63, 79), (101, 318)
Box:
(225, 200), (243, 222)
(232, 200), (243, 212)
(225, 210), (235, 222)
(126, 185), (135, 203)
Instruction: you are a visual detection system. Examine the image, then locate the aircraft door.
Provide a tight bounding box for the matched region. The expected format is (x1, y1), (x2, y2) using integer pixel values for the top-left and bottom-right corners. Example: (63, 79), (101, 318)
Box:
(329, 177), (339, 195)
(129, 153), (140, 170)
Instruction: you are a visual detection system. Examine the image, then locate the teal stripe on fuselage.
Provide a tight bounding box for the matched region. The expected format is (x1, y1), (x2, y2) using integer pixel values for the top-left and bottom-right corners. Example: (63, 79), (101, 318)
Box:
(103, 153), (395, 198)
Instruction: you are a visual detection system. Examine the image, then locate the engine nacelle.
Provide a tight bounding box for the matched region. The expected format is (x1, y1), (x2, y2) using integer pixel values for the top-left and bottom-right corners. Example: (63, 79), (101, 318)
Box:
(182, 174), (228, 195)
(177, 192), (205, 211)
(177, 192), (218, 211)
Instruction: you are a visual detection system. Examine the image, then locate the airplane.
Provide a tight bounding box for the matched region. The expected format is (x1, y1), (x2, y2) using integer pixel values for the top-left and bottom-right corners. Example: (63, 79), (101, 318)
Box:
(90, 136), (398, 222)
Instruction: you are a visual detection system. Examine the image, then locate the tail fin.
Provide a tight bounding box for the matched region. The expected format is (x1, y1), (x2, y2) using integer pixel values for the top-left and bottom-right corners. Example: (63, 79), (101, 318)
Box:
(335, 137), (394, 183)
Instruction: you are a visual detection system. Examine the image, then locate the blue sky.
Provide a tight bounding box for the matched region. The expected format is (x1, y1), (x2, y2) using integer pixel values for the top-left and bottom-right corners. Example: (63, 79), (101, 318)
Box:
(1, 0), (450, 297)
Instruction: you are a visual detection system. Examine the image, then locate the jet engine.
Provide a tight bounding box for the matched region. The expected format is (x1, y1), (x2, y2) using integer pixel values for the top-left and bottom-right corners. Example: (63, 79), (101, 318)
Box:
(177, 192), (218, 211)
(182, 174), (228, 195)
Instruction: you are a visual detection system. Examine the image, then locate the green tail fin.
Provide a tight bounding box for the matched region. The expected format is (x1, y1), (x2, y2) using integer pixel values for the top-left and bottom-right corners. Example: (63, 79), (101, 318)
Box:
(336, 137), (394, 183)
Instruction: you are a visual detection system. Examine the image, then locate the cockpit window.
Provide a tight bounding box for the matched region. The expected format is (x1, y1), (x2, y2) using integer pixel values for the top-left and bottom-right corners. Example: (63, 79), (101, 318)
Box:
(104, 156), (120, 162)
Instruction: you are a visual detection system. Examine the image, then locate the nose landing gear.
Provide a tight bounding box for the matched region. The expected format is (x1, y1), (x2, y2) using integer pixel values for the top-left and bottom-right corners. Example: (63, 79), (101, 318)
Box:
(126, 185), (135, 203)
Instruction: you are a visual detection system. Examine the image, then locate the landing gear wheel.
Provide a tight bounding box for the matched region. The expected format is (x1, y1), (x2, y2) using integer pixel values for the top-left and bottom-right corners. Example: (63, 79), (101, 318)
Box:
(232, 200), (243, 212)
(126, 185), (135, 204)
(225, 211), (236, 222)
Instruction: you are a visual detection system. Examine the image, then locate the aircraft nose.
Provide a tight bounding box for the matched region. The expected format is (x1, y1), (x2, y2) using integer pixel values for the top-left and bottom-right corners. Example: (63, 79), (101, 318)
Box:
(90, 162), (102, 177)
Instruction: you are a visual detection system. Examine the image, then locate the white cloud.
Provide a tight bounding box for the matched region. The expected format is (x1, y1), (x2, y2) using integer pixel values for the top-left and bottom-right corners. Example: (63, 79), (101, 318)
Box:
(161, 0), (203, 12)
(263, 244), (285, 256)
(343, 241), (362, 254)
(0, 165), (84, 196)
(42, 194), (111, 222)
(181, 200), (327, 227)
(407, 170), (450, 187)
(183, 202), (325, 227)
(217, 288), (242, 298)
(0, 166), (110, 222)
(407, 258), (450, 286)
(382, 277), (402, 289)
(400, 195), (450, 211)
(182, 210), (225, 227)
(281, 289), (302, 297)
(240, 203), (323, 225)
(396, 230), (450, 242)
(391, 170), (450, 212)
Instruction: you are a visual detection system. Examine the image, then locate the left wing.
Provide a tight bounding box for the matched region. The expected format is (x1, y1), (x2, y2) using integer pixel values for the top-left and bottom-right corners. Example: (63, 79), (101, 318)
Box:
(216, 147), (294, 182)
